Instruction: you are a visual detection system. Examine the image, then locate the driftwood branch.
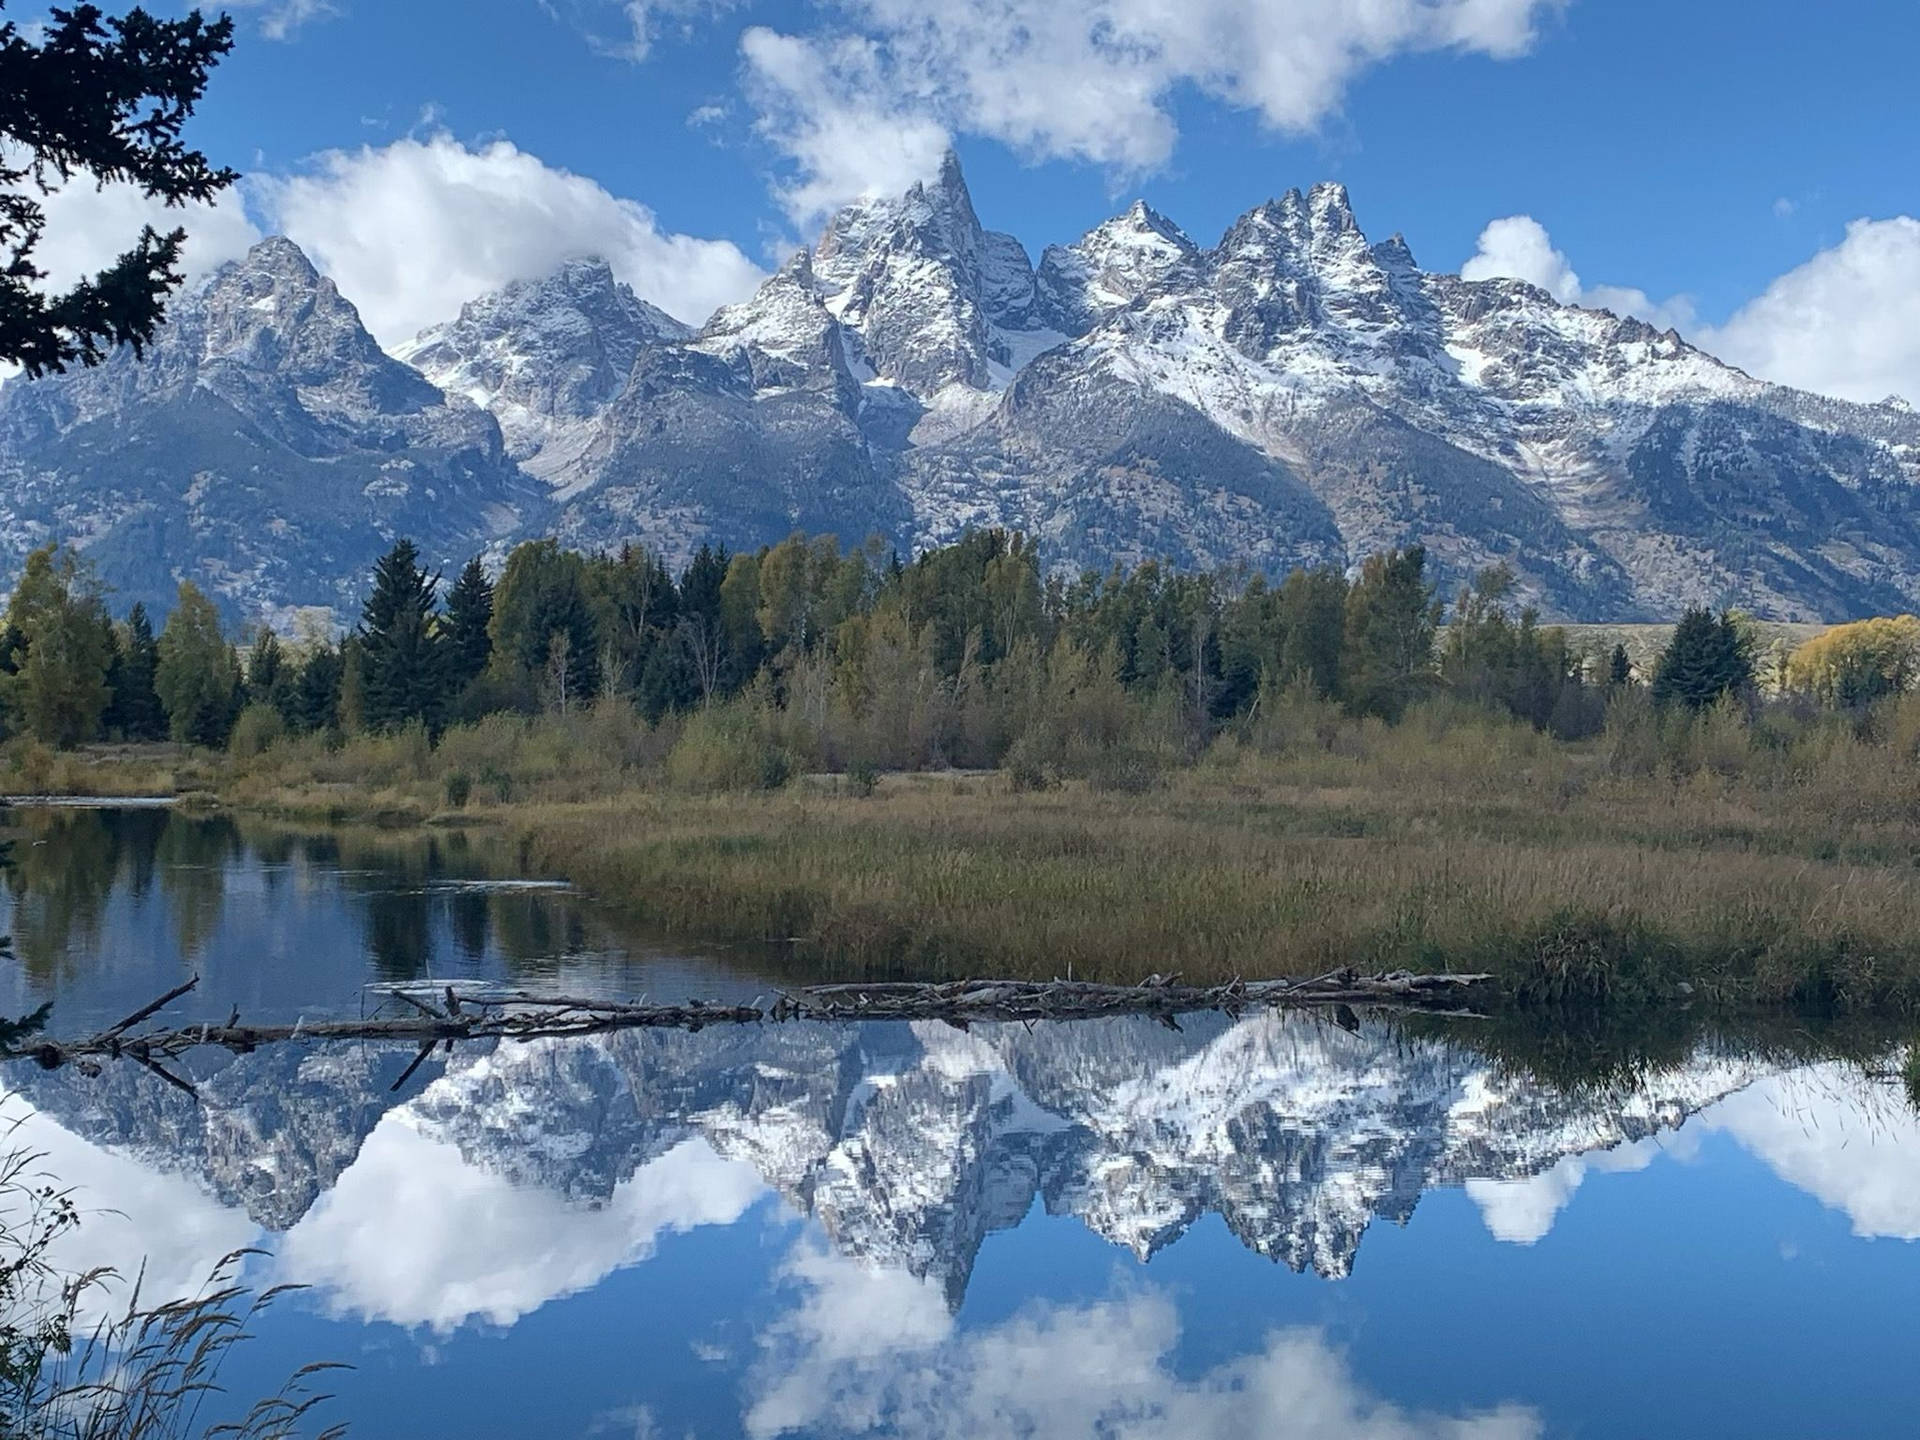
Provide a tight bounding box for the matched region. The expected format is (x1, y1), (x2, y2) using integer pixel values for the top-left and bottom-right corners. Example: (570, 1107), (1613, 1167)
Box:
(18, 970), (1495, 1077)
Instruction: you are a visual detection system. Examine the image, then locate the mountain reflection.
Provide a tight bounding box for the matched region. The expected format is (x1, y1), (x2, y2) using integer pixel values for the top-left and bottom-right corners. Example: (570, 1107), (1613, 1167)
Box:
(4, 1010), (1839, 1306)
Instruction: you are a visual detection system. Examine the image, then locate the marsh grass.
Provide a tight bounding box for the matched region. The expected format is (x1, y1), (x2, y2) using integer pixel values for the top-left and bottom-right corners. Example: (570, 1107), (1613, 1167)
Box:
(25, 691), (1920, 1012)
(0, 1134), (344, 1439)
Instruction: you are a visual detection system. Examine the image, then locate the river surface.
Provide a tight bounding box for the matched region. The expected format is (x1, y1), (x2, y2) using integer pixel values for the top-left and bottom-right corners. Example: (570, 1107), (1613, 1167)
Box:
(2, 806), (1917, 1438)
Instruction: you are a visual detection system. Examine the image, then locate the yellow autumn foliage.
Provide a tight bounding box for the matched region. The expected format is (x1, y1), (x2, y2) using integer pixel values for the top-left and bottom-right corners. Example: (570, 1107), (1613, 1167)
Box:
(1786, 615), (1920, 703)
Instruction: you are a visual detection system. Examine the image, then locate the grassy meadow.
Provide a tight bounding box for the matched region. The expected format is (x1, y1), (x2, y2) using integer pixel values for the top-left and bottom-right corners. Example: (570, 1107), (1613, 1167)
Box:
(13, 686), (1920, 1016)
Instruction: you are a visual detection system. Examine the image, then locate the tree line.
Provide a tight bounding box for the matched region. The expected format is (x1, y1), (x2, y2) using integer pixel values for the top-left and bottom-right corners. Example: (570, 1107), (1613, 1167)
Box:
(0, 526), (1888, 758)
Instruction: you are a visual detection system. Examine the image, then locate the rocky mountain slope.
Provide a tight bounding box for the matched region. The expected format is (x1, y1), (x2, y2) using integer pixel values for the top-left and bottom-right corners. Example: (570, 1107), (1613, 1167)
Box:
(4, 157), (1920, 622)
(0, 238), (542, 624)
(7, 1015), (1759, 1298)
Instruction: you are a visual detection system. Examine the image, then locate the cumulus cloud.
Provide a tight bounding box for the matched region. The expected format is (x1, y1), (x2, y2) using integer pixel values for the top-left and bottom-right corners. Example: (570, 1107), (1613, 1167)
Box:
(1700, 217), (1920, 407)
(0, 1098), (262, 1329)
(748, 1244), (1542, 1440)
(251, 132), (767, 344)
(1462, 211), (1920, 406)
(741, 29), (956, 226)
(21, 173), (262, 294)
(279, 1120), (765, 1330)
(1461, 214), (1696, 332)
(742, 0), (1567, 222)
(1703, 1063), (1920, 1239)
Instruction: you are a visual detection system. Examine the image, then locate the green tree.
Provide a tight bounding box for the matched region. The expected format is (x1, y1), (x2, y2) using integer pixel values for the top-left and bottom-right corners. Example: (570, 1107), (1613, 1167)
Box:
(442, 556), (494, 693)
(1651, 608), (1753, 711)
(105, 601), (166, 739)
(154, 580), (238, 745)
(359, 538), (445, 731)
(3, 545), (112, 747)
(1608, 642), (1633, 688)
(0, 4), (238, 375)
(292, 641), (343, 734)
(489, 539), (599, 704)
(243, 627), (300, 725)
(1273, 565), (1348, 698)
(678, 543), (731, 706)
(1341, 546), (1441, 721)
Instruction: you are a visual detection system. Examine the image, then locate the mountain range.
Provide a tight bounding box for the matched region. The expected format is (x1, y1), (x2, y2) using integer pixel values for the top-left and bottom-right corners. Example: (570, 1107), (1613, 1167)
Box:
(7, 1013), (1758, 1299)
(5, 153), (1920, 624)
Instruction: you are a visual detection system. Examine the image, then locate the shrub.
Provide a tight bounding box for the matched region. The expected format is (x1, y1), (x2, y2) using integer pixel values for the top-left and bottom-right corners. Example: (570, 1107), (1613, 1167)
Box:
(665, 705), (792, 792)
(444, 770), (473, 808)
(226, 701), (284, 759)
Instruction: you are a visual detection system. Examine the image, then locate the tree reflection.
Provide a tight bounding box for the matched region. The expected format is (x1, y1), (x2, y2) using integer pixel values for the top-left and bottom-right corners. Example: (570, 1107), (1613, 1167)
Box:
(364, 888), (434, 980)
(155, 815), (240, 961)
(5, 810), (130, 979)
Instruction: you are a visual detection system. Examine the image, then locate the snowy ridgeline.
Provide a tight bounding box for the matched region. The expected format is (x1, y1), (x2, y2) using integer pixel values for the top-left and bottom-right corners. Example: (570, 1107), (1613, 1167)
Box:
(8, 1012), (1778, 1296)
(4, 152), (1920, 626)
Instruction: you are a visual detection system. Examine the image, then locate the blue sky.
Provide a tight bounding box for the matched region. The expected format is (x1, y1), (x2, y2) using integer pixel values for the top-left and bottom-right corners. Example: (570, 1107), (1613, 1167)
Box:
(29, 0), (1920, 401)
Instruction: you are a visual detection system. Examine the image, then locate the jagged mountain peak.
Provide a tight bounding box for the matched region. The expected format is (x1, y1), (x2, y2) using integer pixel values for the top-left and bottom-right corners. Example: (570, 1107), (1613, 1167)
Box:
(396, 255), (689, 463)
(7, 151), (1920, 626)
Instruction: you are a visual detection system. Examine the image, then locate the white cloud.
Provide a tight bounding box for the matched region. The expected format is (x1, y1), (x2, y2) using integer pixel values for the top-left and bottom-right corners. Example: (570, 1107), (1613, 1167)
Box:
(24, 173), (262, 294)
(224, 0), (343, 41)
(1461, 214), (1696, 332)
(1704, 1063), (1920, 1239)
(0, 1097), (263, 1329)
(251, 132), (767, 344)
(741, 0), (1566, 221)
(747, 1244), (1542, 1440)
(1466, 1134), (1667, 1245)
(278, 1120), (765, 1330)
(740, 29), (956, 227)
(1700, 217), (1920, 407)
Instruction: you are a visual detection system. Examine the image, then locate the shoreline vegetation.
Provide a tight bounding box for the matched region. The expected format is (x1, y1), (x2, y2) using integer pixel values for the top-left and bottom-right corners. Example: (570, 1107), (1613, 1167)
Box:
(5, 528), (1920, 1017)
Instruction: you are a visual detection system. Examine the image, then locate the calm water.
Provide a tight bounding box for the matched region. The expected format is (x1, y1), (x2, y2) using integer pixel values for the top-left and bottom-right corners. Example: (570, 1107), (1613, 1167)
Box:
(3, 807), (1918, 1439)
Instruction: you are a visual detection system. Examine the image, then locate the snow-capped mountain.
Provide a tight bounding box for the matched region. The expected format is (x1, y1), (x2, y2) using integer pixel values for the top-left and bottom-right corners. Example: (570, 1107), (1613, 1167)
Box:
(5, 1014), (1763, 1301)
(5, 155), (1920, 622)
(395, 258), (690, 500)
(428, 156), (1920, 619)
(0, 237), (541, 623)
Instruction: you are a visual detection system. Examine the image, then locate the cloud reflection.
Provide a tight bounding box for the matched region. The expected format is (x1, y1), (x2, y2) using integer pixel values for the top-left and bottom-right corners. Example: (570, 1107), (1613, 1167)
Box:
(747, 1241), (1541, 1440)
(0, 1097), (261, 1325)
(277, 1118), (766, 1330)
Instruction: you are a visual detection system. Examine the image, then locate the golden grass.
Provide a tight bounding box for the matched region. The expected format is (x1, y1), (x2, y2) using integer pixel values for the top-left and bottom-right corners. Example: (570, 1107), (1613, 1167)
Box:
(21, 697), (1920, 1011)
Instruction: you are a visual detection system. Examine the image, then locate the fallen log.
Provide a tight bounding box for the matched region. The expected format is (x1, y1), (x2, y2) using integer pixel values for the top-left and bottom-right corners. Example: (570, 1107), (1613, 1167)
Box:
(17, 970), (1498, 1081)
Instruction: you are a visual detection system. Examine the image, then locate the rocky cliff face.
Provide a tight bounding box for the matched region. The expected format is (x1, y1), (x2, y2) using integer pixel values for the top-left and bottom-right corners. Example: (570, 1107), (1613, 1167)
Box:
(395, 258), (690, 500)
(6, 1014), (1760, 1301)
(0, 238), (542, 624)
(6, 158), (1920, 623)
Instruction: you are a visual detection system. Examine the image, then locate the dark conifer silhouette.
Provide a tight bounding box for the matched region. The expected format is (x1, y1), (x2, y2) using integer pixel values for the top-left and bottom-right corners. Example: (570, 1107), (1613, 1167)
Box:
(0, 3), (238, 375)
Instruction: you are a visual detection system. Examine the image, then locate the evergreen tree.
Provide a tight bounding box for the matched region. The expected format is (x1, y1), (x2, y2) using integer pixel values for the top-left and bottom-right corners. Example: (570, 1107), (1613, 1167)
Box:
(155, 581), (239, 746)
(0, 5), (238, 375)
(1341, 546), (1441, 721)
(107, 602), (167, 740)
(244, 628), (301, 726)
(1651, 608), (1752, 710)
(678, 544), (731, 706)
(489, 539), (600, 704)
(443, 557), (494, 693)
(1273, 565), (1348, 698)
(359, 539), (445, 732)
(292, 643), (344, 734)
(1608, 643), (1633, 688)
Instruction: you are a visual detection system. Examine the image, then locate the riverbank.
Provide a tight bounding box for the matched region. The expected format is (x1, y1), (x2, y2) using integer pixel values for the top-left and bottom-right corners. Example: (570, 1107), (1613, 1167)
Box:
(10, 699), (1920, 1016)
